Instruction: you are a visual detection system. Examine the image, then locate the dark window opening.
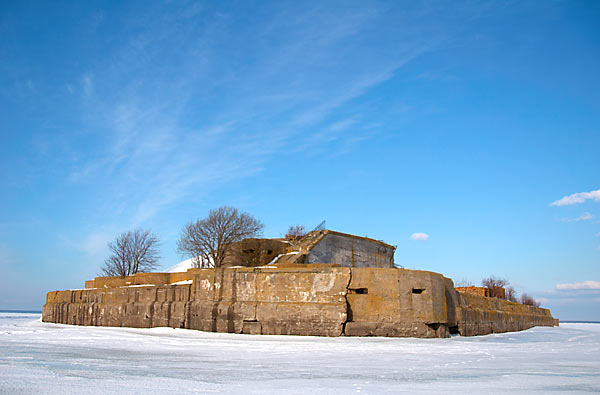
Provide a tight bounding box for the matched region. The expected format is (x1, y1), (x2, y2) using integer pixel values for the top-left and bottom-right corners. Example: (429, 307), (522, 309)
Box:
(267, 250), (273, 254)
(412, 288), (425, 294)
(349, 288), (368, 294)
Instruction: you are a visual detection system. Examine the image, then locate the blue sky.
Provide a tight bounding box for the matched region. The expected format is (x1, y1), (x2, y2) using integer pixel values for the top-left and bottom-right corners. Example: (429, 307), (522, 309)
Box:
(1, 1), (599, 320)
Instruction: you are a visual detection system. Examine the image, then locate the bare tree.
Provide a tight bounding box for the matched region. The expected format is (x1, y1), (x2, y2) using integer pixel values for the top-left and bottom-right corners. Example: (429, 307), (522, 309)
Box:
(100, 229), (161, 277)
(505, 286), (518, 302)
(177, 206), (264, 268)
(520, 293), (540, 307)
(481, 276), (509, 289)
(285, 224), (306, 241)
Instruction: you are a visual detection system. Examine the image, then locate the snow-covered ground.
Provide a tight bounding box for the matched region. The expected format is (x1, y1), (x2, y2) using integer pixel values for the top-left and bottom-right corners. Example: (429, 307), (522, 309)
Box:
(1, 313), (599, 394)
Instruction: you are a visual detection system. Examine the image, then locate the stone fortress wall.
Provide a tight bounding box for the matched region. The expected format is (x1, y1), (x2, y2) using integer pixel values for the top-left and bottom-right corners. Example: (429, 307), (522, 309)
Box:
(43, 265), (555, 338)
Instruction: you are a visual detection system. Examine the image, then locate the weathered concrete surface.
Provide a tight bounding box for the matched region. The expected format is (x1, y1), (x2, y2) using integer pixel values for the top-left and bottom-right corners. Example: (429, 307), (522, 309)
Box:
(187, 266), (350, 336)
(455, 291), (554, 336)
(345, 268), (452, 337)
(45, 266), (350, 337)
(456, 286), (506, 299)
(455, 286), (487, 297)
(43, 266), (555, 338)
(267, 230), (396, 268)
(222, 238), (290, 267)
(306, 232), (395, 268)
(85, 269), (203, 289)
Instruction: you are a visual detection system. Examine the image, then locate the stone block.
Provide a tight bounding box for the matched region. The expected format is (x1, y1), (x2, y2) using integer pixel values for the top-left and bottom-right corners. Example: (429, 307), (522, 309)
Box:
(151, 302), (171, 327)
(241, 320), (261, 335)
(169, 301), (188, 329)
(132, 272), (170, 286)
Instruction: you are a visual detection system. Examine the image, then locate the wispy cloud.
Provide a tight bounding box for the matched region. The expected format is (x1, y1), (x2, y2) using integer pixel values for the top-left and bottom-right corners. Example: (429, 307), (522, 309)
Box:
(289, 67), (400, 128)
(329, 119), (357, 132)
(409, 232), (429, 241)
(26, 2), (472, 256)
(60, 4), (445, 234)
(551, 189), (600, 206)
(559, 212), (595, 222)
(538, 285), (600, 307)
(556, 280), (600, 290)
(82, 74), (94, 97)
(81, 231), (111, 256)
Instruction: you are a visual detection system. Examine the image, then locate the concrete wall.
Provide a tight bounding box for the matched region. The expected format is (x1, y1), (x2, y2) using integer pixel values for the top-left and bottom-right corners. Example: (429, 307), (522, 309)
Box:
(222, 238), (290, 267)
(456, 286), (506, 299)
(86, 272), (192, 289)
(456, 291), (554, 336)
(43, 266), (555, 338)
(344, 268), (455, 337)
(306, 232), (395, 268)
(45, 266), (350, 337)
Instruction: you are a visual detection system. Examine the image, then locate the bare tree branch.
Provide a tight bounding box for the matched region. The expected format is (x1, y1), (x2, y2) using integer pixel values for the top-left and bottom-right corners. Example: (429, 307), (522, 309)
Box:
(481, 276), (508, 289)
(520, 293), (540, 307)
(100, 229), (161, 277)
(285, 224), (306, 241)
(505, 286), (518, 302)
(176, 206), (264, 268)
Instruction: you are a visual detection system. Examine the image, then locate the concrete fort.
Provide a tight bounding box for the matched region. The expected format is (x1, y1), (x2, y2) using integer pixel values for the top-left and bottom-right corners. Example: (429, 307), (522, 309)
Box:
(42, 230), (555, 338)
(42, 266), (555, 338)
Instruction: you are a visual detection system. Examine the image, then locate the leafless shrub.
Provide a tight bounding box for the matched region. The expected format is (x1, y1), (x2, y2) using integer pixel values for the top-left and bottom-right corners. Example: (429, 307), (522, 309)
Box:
(520, 293), (540, 307)
(286, 224), (307, 242)
(100, 229), (161, 277)
(481, 276), (509, 289)
(505, 286), (518, 302)
(177, 206), (264, 268)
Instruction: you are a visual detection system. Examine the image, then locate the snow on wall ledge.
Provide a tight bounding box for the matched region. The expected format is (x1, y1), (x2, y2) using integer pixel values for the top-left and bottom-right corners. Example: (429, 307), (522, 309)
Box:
(42, 266), (555, 338)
